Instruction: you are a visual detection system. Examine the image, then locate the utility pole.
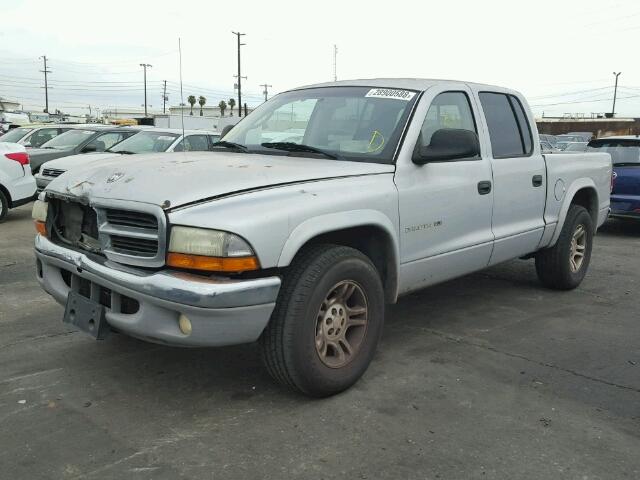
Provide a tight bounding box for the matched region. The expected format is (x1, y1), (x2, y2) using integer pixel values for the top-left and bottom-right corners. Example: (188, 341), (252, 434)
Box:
(333, 45), (338, 82)
(232, 31), (246, 117)
(140, 63), (152, 117)
(162, 80), (168, 114)
(39, 55), (51, 113)
(612, 71), (622, 117)
(260, 83), (272, 102)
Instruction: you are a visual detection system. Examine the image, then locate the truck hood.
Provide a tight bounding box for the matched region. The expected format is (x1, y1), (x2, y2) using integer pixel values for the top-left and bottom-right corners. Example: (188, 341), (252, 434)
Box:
(41, 152), (121, 171)
(45, 151), (395, 209)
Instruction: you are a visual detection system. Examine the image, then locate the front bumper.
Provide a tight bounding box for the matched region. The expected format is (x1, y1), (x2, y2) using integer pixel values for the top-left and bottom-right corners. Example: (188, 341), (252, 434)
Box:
(610, 194), (640, 219)
(35, 235), (281, 347)
(35, 174), (53, 193)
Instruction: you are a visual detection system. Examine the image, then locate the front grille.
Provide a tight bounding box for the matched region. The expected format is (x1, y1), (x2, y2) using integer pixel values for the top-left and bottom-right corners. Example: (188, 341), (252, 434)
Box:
(47, 195), (166, 268)
(105, 209), (158, 229)
(110, 235), (158, 257)
(42, 168), (66, 178)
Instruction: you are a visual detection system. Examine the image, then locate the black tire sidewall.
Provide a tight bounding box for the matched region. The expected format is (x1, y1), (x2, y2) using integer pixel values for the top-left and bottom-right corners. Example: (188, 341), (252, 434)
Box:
(0, 190), (8, 222)
(557, 207), (594, 287)
(286, 251), (385, 396)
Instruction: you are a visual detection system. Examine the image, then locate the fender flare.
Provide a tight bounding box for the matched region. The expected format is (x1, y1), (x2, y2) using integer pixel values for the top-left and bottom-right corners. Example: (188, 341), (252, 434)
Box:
(277, 210), (400, 300)
(549, 177), (598, 245)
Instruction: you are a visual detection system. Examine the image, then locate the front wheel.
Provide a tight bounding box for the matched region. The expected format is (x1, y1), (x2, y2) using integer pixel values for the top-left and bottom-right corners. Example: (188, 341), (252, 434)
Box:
(260, 244), (385, 397)
(535, 205), (594, 290)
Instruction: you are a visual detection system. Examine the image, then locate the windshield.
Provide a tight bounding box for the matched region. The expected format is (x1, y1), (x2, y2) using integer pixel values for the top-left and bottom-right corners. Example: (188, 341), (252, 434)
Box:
(588, 140), (640, 164)
(223, 86), (419, 163)
(41, 129), (95, 150)
(1, 127), (32, 143)
(109, 131), (179, 153)
(564, 143), (587, 151)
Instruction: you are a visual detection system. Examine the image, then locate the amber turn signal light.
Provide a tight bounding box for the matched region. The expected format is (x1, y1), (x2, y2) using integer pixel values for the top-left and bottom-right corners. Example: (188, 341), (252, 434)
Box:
(34, 221), (47, 236)
(166, 252), (260, 273)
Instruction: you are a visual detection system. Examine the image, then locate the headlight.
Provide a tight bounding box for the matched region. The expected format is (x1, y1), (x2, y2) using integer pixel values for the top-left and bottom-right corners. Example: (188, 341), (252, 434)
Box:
(166, 226), (259, 272)
(32, 200), (48, 236)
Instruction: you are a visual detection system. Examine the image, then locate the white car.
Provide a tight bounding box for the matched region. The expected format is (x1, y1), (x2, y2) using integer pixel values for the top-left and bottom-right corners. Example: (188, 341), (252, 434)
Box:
(0, 142), (36, 221)
(35, 128), (221, 191)
(0, 125), (72, 148)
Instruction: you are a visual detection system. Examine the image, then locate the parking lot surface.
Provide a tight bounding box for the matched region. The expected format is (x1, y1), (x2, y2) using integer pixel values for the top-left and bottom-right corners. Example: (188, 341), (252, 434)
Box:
(1, 203), (639, 480)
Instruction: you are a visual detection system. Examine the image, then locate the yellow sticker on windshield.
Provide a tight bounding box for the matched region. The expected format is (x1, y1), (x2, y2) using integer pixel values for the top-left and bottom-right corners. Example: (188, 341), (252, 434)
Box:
(368, 130), (385, 153)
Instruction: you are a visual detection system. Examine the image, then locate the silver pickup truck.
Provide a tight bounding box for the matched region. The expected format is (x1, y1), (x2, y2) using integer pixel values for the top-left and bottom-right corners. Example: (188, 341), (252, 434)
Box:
(33, 79), (612, 397)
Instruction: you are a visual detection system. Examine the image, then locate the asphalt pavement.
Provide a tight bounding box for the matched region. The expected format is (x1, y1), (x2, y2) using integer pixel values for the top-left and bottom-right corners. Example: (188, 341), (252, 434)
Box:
(1, 203), (638, 480)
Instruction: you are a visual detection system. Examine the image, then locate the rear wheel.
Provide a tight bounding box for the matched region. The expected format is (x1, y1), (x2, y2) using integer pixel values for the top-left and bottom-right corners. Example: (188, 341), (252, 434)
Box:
(535, 205), (593, 290)
(0, 190), (8, 223)
(260, 244), (385, 397)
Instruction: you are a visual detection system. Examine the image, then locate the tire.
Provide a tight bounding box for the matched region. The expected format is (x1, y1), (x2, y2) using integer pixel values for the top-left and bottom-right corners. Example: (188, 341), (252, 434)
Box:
(260, 244), (385, 397)
(535, 205), (594, 290)
(0, 189), (8, 223)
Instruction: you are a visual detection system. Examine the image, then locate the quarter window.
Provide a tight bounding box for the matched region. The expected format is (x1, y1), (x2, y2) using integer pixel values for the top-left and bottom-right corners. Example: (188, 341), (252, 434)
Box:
(417, 91), (477, 149)
(479, 92), (533, 158)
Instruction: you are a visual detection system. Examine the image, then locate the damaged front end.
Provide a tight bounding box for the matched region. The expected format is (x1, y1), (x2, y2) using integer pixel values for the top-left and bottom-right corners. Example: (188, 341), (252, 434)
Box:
(48, 194), (102, 254)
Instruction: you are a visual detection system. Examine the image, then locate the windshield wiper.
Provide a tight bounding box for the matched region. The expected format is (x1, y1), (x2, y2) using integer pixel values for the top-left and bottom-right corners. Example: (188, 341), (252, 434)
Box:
(109, 150), (136, 155)
(261, 142), (341, 160)
(211, 141), (248, 152)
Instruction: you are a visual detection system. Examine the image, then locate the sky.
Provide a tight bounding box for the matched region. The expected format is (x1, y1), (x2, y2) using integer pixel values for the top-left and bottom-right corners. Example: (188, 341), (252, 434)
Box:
(1, 0), (640, 118)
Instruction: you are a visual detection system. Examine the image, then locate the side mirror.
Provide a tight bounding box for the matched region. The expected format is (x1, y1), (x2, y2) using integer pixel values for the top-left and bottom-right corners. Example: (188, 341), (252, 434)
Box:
(220, 124), (234, 138)
(82, 144), (97, 153)
(413, 128), (480, 165)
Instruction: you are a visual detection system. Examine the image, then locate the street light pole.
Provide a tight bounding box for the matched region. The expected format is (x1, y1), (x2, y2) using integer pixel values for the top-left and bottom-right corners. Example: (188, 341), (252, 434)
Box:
(612, 71), (621, 118)
(260, 83), (272, 102)
(140, 63), (152, 117)
(39, 55), (51, 113)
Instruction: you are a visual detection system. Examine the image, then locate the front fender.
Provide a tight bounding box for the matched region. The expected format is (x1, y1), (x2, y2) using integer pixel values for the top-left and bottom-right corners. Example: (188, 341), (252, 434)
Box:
(277, 209), (399, 267)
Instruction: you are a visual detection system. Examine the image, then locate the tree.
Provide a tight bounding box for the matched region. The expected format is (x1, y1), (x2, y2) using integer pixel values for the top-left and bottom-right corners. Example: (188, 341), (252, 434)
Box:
(198, 96), (206, 116)
(228, 98), (236, 117)
(187, 95), (196, 115)
(218, 100), (227, 117)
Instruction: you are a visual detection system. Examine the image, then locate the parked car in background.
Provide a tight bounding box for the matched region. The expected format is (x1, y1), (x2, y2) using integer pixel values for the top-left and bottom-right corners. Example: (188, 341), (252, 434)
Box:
(33, 78), (611, 397)
(563, 142), (588, 153)
(539, 134), (559, 148)
(540, 141), (560, 153)
(0, 125), (72, 148)
(27, 126), (140, 173)
(588, 136), (640, 219)
(35, 128), (221, 191)
(0, 111), (30, 133)
(567, 132), (594, 142)
(557, 135), (587, 150)
(0, 143), (36, 222)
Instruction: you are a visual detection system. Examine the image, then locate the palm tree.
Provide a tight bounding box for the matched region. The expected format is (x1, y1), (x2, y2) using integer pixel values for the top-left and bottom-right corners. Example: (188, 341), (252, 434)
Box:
(187, 95), (196, 115)
(198, 96), (206, 116)
(228, 98), (236, 117)
(218, 100), (227, 117)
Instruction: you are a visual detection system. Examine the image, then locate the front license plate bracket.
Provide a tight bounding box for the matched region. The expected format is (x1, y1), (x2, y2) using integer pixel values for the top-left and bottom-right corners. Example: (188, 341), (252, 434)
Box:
(63, 291), (110, 340)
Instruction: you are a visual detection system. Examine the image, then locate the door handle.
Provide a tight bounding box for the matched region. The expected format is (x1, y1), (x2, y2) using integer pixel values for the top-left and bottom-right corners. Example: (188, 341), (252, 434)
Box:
(477, 180), (492, 195)
(532, 175), (543, 187)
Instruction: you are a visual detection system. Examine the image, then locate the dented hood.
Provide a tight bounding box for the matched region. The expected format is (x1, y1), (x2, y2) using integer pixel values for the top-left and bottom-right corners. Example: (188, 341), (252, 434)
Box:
(45, 151), (394, 209)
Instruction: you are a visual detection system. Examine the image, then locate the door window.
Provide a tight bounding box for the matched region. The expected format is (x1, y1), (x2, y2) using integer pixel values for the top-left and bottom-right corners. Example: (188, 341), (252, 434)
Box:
(479, 92), (533, 158)
(86, 132), (127, 151)
(174, 135), (210, 152)
(416, 91), (478, 155)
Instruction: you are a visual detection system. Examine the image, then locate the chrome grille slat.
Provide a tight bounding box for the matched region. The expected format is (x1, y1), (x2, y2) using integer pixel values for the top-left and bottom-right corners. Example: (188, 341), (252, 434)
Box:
(42, 168), (66, 178)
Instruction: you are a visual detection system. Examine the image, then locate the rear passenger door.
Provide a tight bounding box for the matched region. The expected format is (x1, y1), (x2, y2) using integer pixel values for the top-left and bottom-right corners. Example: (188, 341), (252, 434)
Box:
(476, 91), (546, 264)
